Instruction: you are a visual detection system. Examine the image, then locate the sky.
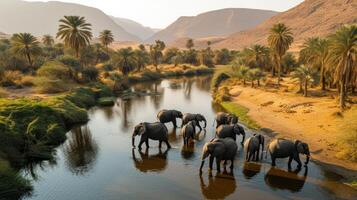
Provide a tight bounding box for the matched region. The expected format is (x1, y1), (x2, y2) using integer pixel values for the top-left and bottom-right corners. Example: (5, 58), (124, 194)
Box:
(24, 0), (304, 29)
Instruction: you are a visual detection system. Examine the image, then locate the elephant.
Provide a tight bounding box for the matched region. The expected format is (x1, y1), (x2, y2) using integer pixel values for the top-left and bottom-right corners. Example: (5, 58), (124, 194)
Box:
(215, 112), (238, 128)
(157, 109), (183, 128)
(215, 124), (245, 145)
(264, 166), (308, 192)
(132, 122), (171, 150)
(132, 148), (168, 173)
(181, 121), (197, 146)
(182, 113), (207, 132)
(267, 138), (310, 169)
(199, 138), (238, 173)
(199, 171), (236, 199)
(244, 134), (265, 161)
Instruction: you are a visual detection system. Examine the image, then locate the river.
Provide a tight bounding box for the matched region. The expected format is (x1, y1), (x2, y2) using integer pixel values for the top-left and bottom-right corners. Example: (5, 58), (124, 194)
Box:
(22, 76), (356, 200)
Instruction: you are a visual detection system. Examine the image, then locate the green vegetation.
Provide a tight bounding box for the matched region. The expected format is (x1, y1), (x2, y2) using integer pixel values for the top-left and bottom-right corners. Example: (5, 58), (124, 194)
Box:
(220, 102), (260, 129)
(97, 97), (115, 107)
(0, 159), (32, 199)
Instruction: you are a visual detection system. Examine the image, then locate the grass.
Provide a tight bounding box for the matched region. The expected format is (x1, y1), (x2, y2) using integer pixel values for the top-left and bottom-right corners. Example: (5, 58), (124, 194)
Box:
(220, 101), (260, 130)
(336, 106), (357, 162)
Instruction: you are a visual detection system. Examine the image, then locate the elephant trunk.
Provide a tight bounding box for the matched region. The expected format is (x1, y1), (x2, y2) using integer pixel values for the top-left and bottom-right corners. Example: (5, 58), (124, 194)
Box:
(132, 136), (135, 148)
(261, 138), (265, 159)
(203, 119), (207, 128)
(241, 131), (245, 145)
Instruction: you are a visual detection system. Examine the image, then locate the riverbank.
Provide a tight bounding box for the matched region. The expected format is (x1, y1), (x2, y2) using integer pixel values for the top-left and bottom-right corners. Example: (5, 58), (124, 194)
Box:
(213, 76), (357, 182)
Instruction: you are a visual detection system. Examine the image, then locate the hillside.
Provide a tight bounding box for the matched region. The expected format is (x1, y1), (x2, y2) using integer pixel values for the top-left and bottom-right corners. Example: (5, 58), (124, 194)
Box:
(168, 37), (226, 49)
(110, 16), (159, 41)
(0, 0), (140, 41)
(213, 0), (357, 50)
(146, 8), (278, 43)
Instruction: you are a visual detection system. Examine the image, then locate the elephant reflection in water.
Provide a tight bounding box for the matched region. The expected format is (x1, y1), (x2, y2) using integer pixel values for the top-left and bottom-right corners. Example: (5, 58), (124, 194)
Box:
(63, 126), (98, 175)
(181, 143), (195, 160)
(167, 128), (181, 145)
(242, 162), (262, 179)
(132, 148), (168, 173)
(199, 171), (237, 199)
(264, 166), (308, 192)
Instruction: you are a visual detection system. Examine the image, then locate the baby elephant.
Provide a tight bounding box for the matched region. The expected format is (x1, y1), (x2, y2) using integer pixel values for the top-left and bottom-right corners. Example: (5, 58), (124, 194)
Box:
(200, 138), (238, 173)
(132, 122), (171, 150)
(216, 124), (245, 145)
(181, 121), (196, 146)
(244, 134), (265, 162)
(268, 138), (310, 169)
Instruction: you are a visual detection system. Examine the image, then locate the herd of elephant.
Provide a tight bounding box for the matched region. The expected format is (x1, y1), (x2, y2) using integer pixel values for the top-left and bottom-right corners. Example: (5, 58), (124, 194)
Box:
(132, 109), (311, 173)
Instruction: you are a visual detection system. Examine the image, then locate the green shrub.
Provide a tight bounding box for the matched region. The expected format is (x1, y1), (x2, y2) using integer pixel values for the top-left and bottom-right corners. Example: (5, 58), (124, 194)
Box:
(33, 77), (70, 93)
(37, 61), (71, 80)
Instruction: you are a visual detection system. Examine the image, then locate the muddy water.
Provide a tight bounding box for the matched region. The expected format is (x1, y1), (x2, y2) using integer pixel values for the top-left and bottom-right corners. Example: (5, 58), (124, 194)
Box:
(23, 76), (356, 200)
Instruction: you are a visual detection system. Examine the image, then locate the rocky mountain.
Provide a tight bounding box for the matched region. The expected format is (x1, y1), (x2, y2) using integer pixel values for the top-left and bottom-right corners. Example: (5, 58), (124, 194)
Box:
(147, 8), (278, 43)
(213, 0), (357, 50)
(110, 16), (159, 41)
(0, 0), (140, 41)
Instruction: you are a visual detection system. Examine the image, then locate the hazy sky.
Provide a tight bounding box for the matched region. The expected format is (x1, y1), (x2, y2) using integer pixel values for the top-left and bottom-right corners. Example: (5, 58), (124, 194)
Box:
(25, 0), (304, 28)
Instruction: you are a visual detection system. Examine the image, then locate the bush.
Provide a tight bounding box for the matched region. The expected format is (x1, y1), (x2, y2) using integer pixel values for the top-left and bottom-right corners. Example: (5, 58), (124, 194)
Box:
(82, 66), (99, 82)
(19, 75), (34, 87)
(211, 72), (230, 89)
(37, 61), (71, 80)
(0, 70), (23, 87)
(0, 87), (8, 97)
(33, 77), (70, 93)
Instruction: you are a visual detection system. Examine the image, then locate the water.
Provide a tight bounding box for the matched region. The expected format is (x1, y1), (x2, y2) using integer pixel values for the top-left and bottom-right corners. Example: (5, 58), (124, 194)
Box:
(22, 76), (356, 200)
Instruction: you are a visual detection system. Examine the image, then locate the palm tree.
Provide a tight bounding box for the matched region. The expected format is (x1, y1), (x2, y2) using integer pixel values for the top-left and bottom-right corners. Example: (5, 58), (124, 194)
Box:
(11, 33), (41, 68)
(113, 47), (136, 76)
(268, 23), (294, 86)
(328, 24), (357, 110)
(291, 65), (315, 97)
(42, 34), (54, 47)
(248, 68), (264, 87)
(56, 16), (92, 58)
(301, 37), (329, 90)
(99, 30), (114, 54)
(243, 44), (270, 69)
(134, 46), (150, 71)
(150, 40), (165, 71)
(186, 39), (194, 50)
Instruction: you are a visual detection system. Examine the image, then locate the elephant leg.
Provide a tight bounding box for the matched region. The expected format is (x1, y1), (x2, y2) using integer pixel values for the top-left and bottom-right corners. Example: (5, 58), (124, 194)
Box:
(209, 156), (214, 171)
(172, 119), (177, 128)
(294, 155), (302, 169)
(138, 139), (145, 150)
(159, 140), (162, 148)
(288, 156), (293, 169)
(165, 140), (171, 149)
(223, 160), (227, 166)
(271, 155), (276, 166)
(216, 159), (221, 173)
(255, 150), (259, 161)
(146, 138), (149, 148)
(245, 151), (249, 161)
(230, 159), (234, 170)
(248, 151), (253, 162)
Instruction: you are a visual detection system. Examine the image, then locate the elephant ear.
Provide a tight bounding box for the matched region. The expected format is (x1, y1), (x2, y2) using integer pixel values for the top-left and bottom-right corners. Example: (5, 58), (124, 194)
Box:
(294, 140), (304, 153)
(138, 123), (147, 135)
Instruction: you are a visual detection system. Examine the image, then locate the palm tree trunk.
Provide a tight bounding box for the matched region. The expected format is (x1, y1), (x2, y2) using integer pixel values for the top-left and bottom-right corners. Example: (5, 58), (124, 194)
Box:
(26, 52), (33, 68)
(277, 55), (281, 86)
(304, 79), (308, 97)
(321, 63), (326, 90)
(339, 80), (346, 110)
(258, 79), (260, 87)
(271, 64), (275, 76)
